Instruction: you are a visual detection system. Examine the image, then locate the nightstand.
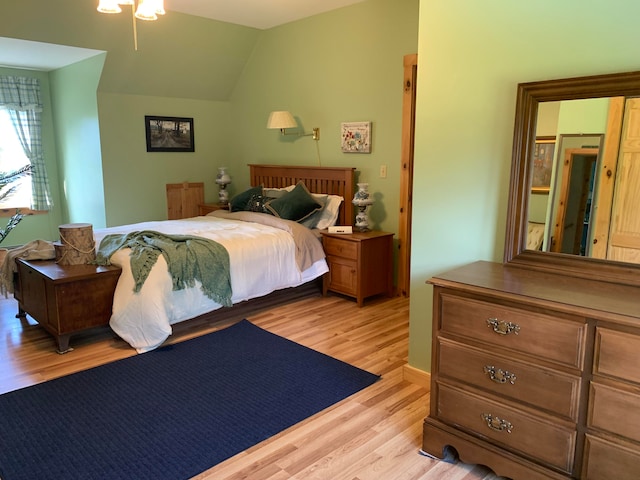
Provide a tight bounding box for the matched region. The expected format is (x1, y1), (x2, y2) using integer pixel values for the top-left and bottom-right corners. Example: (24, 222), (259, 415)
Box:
(198, 203), (228, 215)
(320, 230), (394, 307)
(14, 259), (121, 353)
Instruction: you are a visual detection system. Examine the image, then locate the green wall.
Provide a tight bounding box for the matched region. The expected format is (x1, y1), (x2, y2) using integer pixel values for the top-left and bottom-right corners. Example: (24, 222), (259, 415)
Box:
(1, 0), (418, 235)
(227, 0), (419, 236)
(410, 0), (640, 371)
(50, 54), (107, 228)
(97, 93), (233, 225)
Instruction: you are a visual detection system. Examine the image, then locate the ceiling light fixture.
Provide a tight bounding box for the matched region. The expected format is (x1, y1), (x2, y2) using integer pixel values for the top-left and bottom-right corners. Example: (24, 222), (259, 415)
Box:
(97, 0), (166, 51)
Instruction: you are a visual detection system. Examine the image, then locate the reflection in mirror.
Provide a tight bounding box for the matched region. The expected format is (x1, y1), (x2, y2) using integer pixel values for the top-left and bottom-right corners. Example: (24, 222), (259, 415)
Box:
(504, 70), (640, 287)
(526, 98), (611, 257)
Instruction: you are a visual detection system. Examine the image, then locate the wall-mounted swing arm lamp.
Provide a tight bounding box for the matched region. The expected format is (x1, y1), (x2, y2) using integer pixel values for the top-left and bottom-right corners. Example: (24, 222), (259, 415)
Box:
(267, 111), (320, 141)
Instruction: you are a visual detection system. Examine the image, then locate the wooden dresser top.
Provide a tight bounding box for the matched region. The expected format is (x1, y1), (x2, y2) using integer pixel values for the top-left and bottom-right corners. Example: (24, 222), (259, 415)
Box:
(428, 261), (640, 326)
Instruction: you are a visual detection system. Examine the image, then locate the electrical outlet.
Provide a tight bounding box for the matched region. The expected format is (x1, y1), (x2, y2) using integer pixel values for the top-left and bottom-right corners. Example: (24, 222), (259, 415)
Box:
(380, 164), (387, 178)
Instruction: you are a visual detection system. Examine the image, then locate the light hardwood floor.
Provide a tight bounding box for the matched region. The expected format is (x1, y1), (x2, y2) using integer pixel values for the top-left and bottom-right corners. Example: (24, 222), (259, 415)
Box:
(0, 288), (500, 480)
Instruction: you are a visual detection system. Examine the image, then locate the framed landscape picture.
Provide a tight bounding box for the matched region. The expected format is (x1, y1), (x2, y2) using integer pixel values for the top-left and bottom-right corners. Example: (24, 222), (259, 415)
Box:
(145, 116), (194, 152)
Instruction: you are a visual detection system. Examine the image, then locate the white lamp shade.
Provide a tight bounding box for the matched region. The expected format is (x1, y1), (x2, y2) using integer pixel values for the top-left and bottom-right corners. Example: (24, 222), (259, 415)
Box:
(135, 0), (158, 20)
(150, 0), (165, 15)
(267, 111), (297, 129)
(97, 0), (122, 14)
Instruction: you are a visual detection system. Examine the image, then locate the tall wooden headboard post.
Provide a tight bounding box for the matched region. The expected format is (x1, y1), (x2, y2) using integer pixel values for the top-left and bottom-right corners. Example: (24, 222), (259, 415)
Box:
(248, 164), (356, 226)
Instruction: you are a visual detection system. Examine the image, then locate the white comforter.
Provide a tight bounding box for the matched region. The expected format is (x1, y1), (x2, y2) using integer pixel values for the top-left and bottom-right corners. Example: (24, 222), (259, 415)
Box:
(93, 214), (328, 352)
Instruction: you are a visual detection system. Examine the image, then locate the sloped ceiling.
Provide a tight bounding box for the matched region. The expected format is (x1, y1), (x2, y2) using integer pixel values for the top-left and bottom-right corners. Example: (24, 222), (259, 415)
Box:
(0, 1), (365, 72)
(165, 0), (366, 30)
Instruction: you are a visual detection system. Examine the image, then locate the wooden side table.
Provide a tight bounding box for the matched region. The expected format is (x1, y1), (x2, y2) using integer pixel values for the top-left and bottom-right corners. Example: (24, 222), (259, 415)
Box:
(198, 203), (228, 215)
(320, 230), (394, 306)
(14, 259), (121, 353)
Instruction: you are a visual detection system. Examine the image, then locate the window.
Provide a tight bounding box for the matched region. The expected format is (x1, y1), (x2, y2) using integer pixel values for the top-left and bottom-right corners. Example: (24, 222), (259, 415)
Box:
(0, 109), (32, 210)
(0, 75), (53, 213)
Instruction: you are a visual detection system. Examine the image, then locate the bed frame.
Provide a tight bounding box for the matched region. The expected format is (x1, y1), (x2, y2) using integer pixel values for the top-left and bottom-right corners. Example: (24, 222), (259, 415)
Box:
(249, 164), (355, 226)
(170, 165), (357, 343)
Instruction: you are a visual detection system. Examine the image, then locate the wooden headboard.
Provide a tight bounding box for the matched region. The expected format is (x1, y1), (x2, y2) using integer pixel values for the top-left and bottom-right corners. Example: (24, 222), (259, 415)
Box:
(249, 164), (356, 226)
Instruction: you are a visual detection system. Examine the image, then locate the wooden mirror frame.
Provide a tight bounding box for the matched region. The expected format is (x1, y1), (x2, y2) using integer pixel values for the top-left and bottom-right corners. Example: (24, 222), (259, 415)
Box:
(504, 70), (640, 287)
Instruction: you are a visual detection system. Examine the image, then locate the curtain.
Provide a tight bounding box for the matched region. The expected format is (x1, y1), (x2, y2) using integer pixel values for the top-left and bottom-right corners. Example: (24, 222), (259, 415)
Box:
(0, 76), (52, 210)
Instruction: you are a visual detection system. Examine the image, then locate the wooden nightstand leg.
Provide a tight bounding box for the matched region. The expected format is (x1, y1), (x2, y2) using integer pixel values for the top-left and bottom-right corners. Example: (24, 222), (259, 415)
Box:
(55, 334), (73, 354)
(322, 273), (329, 297)
(16, 305), (26, 318)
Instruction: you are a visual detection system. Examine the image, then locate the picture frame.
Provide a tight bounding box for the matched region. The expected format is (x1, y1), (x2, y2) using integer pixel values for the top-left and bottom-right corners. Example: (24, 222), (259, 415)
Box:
(341, 121), (371, 153)
(531, 136), (555, 194)
(145, 115), (194, 152)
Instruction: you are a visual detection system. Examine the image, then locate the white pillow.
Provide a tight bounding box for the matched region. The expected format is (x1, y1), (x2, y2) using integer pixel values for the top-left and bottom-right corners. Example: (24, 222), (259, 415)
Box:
(302, 195), (343, 230)
(263, 185), (295, 198)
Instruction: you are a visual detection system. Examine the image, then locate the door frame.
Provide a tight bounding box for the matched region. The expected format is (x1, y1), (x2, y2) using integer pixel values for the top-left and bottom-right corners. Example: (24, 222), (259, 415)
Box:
(397, 53), (417, 297)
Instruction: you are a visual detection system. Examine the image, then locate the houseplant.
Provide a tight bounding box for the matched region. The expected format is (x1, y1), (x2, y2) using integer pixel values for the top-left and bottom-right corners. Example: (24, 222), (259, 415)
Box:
(0, 164), (32, 244)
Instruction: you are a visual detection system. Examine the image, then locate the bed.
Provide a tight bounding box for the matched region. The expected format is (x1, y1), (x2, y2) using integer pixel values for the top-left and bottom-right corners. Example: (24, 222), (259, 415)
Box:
(94, 164), (355, 352)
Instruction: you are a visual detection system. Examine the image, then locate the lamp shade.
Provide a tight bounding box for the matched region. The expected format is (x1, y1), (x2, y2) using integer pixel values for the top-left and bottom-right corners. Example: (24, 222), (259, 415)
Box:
(267, 111), (297, 129)
(97, 0), (122, 14)
(135, 0), (158, 20)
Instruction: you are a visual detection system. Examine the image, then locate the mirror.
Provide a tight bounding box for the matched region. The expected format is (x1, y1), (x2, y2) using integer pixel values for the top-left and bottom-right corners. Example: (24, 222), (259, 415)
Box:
(504, 70), (640, 287)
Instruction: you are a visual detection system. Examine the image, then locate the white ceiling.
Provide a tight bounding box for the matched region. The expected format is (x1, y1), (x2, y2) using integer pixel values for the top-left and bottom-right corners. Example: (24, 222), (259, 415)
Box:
(0, 0), (366, 71)
(0, 38), (104, 72)
(165, 0), (366, 30)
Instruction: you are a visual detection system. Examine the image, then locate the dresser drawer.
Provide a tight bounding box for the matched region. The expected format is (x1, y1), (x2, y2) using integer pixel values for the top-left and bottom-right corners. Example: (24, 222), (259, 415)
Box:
(438, 338), (581, 420)
(439, 293), (586, 369)
(588, 382), (640, 442)
(594, 327), (640, 384)
(323, 236), (358, 260)
(436, 382), (576, 472)
(583, 434), (640, 480)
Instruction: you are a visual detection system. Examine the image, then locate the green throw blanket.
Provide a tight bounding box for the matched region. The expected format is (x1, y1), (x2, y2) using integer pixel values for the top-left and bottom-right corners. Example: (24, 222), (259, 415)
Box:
(95, 230), (232, 307)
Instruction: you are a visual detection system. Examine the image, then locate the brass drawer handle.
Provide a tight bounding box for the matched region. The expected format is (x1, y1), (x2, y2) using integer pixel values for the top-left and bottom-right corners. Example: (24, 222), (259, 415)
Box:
(486, 318), (520, 335)
(481, 413), (513, 433)
(483, 365), (517, 384)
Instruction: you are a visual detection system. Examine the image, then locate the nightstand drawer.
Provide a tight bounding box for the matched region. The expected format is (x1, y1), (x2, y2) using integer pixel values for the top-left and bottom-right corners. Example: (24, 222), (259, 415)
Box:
(323, 236), (358, 259)
(439, 293), (587, 369)
(436, 382), (576, 472)
(438, 338), (581, 420)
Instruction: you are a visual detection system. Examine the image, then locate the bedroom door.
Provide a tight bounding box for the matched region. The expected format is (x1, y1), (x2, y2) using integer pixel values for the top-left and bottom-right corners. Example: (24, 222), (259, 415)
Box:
(397, 53), (417, 298)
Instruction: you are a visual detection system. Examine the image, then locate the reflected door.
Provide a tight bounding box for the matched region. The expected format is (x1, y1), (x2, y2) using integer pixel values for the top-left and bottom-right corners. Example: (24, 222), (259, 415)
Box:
(607, 97), (640, 263)
(551, 149), (598, 255)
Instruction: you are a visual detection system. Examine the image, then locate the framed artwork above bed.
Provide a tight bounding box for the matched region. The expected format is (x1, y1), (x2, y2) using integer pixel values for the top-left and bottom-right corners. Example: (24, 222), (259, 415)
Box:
(145, 115), (195, 152)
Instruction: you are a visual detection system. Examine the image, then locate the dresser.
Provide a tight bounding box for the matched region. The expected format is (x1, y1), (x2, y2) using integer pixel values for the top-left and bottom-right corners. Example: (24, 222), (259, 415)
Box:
(14, 259), (121, 353)
(423, 261), (640, 480)
(320, 230), (394, 306)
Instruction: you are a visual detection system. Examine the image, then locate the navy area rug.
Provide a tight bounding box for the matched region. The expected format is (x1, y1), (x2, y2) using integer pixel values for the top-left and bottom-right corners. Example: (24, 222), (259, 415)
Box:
(0, 320), (380, 480)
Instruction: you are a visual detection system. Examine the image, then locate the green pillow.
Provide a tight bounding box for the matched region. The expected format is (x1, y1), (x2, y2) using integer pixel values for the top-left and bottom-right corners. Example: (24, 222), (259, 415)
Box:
(265, 182), (322, 221)
(229, 185), (263, 212)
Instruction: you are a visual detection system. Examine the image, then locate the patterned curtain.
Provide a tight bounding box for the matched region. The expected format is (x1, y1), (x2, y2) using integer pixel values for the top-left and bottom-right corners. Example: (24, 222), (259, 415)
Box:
(0, 76), (53, 210)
